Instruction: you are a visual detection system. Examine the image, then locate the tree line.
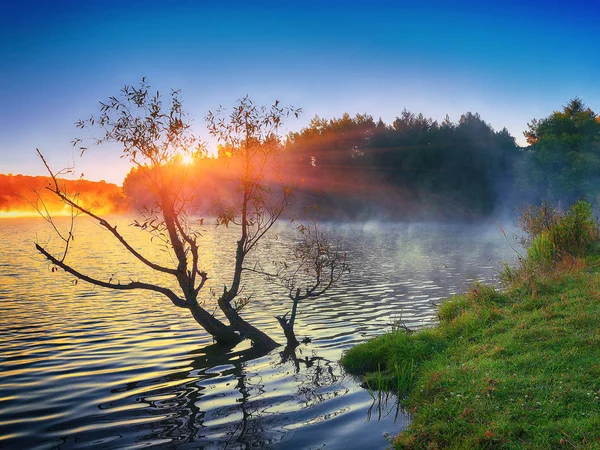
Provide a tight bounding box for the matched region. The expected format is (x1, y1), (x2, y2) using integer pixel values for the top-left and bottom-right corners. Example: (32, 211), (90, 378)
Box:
(121, 98), (600, 221)
(286, 110), (519, 220)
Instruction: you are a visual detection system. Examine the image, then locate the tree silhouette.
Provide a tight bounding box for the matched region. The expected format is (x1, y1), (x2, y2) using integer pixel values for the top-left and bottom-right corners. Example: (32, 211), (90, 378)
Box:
(35, 79), (347, 350)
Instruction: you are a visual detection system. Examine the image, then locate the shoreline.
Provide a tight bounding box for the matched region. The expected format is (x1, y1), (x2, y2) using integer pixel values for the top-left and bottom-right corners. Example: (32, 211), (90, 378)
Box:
(342, 251), (600, 448)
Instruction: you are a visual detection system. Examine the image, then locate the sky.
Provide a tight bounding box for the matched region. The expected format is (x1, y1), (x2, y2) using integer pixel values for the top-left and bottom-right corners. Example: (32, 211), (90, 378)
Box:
(1, 0), (599, 185)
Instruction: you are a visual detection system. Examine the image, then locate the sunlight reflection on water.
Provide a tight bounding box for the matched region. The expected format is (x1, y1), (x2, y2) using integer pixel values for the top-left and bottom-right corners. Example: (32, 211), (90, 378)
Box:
(0, 217), (517, 449)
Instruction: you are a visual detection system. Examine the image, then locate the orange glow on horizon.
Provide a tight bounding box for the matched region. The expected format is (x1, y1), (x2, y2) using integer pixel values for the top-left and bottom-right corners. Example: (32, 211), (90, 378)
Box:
(0, 174), (128, 219)
(0, 210), (72, 219)
(2, 146), (391, 220)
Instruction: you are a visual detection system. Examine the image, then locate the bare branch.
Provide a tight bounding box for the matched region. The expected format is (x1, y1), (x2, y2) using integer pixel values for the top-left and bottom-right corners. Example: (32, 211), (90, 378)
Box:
(25, 185), (79, 262)
(37, 149), (177, 276)
(36, 243), (187, 308)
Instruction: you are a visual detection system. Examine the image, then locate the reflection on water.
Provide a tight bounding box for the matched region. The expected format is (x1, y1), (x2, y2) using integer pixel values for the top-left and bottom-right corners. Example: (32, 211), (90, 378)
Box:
(0, 218), (516, 449)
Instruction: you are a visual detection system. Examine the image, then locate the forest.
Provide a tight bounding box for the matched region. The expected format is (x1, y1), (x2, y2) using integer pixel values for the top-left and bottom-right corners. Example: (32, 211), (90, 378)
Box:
(4, 98), (598, 221)
(121, 98), (600, 221)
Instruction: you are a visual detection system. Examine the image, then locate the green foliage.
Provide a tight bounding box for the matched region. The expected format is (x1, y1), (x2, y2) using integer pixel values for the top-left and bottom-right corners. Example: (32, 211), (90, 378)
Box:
(341, 327), (446, 398)
(341, 329), (443, 376)
(526, 231), (555, 267)
(516, 201), (560, 248)
(343, 284), (507, 401)
(286, 109), (519, 219)
(363, 360), (417, 403)
(397, 267), (600, 449)
(437, 296), (471, 322)
(342, 198), (600, 449)
(504, 200), (600, 292)
(553, 199), (598, 257)
(518, 98), (600, 203)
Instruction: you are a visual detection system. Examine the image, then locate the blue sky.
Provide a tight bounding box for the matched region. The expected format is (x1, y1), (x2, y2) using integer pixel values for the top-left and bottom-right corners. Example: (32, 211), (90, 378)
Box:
(1, 0), (599, 184)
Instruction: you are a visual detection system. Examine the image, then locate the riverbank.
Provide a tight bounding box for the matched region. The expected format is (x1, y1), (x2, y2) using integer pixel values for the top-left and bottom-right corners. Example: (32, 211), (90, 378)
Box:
(342, 252), (600, 448)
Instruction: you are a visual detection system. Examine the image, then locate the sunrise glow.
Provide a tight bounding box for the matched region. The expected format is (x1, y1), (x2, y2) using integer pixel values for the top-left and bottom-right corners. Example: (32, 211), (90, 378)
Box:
(0, 174), (128, 219)
(181, 154), (194, 165)
(0, 210), (49, 219)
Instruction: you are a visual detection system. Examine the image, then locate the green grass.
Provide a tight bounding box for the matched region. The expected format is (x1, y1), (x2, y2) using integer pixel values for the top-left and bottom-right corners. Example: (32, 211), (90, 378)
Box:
(341, 261), (600, 449)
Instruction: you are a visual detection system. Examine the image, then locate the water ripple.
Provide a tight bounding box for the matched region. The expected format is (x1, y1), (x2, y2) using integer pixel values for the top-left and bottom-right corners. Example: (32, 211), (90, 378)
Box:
(0, 218), (517, 449)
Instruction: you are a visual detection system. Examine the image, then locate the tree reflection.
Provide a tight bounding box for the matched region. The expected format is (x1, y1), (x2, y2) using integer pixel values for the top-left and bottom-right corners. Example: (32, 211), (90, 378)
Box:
(81, 343), (348, 449)
(278, 345), (341, 408)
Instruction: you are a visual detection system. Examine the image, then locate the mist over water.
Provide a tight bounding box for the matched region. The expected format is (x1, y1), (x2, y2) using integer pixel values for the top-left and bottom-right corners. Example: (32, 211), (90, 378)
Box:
(0, 217), (517, 449)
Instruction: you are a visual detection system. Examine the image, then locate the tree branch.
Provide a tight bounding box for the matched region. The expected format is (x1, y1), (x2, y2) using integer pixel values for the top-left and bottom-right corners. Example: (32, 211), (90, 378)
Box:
(37, 149), (177, 276)
(36, 243), (188, 308)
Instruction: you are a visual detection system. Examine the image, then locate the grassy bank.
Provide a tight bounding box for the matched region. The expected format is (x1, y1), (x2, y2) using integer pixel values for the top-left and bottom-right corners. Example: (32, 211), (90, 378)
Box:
(342, 202), (600, 449)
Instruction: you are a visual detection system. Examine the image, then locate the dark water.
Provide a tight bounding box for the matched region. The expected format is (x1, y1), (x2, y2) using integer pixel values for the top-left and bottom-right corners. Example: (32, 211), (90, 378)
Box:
(0, 218), (516, 449)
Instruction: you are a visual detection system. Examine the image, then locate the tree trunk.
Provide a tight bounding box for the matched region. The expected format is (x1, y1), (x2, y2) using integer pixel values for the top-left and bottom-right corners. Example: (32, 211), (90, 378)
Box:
(188, 302), (242, 345)
(276, 316), (300, 348)
(276, 294), (300, 348)
(218, 298), (279, 350)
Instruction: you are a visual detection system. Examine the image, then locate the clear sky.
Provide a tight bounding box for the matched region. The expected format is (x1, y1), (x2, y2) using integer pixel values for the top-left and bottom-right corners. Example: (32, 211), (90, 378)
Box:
(1, 0), (599, 184)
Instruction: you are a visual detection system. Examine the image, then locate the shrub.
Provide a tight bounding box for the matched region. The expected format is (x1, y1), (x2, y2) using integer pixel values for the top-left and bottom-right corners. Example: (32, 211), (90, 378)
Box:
(526, 231), (555, 267)
(503, 200), (600, 292)
(519, 200), (598, 263)
(552, 200), (598, 257)
(516, 201), (561, 248)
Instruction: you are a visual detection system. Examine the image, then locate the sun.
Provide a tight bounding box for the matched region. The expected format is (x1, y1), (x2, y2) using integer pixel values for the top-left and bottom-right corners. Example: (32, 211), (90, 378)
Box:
(181, 154), (194, 165)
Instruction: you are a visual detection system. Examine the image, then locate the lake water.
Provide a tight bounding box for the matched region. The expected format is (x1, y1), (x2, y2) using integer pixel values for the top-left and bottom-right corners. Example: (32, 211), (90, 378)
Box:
(0, 217), (517, 449)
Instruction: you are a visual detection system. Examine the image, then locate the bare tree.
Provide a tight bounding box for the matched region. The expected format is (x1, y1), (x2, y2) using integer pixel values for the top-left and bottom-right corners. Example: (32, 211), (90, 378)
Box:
(35, 79), (346, 351)
(273, 217), (349, 347)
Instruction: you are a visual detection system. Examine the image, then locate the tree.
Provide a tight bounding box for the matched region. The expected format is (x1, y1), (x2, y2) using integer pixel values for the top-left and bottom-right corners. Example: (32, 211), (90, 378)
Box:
(519, 98), (600, 203)
(285, 113), (381, 218)
(35, 79), (347, 350)
(286, 108), (520, 220)
(273, 217), (348, 346)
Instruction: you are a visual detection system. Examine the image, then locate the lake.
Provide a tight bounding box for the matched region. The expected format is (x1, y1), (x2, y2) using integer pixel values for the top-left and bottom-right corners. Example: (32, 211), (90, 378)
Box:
(0, 217), (517, 449)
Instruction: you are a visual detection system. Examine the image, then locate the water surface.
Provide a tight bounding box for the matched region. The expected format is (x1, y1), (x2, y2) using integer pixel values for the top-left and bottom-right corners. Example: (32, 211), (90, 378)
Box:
(0, 218), (516, 449)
